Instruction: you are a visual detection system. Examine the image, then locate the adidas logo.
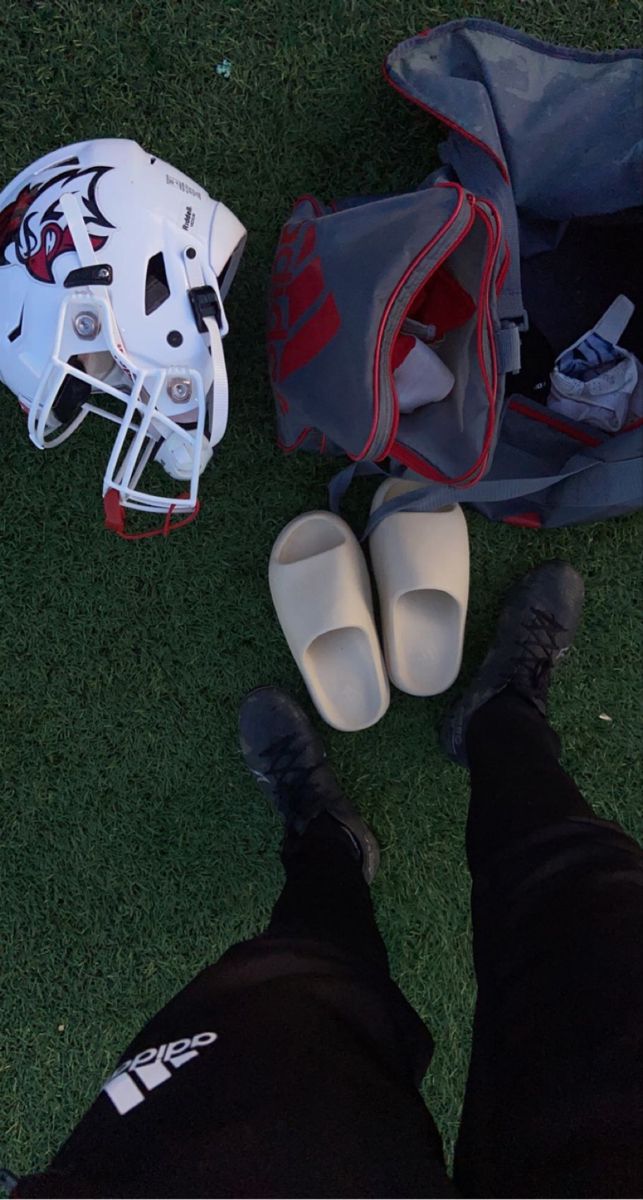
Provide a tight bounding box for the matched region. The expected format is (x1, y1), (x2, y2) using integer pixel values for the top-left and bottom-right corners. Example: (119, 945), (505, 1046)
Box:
(103, 1031), (218, 1115)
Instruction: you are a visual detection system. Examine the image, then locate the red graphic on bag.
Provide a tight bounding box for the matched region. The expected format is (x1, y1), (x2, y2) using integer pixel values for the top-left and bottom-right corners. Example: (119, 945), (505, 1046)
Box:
(268, 219), (340, 388)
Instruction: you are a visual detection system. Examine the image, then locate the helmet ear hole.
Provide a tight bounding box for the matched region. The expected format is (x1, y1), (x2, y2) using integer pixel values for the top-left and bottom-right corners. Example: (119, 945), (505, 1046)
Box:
(144, 252), (170, 314)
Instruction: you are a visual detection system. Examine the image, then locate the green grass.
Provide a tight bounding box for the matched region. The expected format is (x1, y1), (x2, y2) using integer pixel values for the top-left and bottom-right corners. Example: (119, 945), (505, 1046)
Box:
(1, 0), (642, 1177)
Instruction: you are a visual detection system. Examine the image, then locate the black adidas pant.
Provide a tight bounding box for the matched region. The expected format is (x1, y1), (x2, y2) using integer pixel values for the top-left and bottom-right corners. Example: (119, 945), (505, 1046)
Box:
(16, 692), (643, 1198)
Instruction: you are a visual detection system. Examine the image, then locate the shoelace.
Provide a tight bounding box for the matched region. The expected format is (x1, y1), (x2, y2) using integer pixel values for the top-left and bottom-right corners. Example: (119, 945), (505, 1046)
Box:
(259, 731), (324, 797)
(512, 606), (567, 693)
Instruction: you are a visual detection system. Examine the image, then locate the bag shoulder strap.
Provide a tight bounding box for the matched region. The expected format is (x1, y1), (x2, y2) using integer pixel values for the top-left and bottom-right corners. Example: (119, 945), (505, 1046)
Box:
(329, 444), (642, 537)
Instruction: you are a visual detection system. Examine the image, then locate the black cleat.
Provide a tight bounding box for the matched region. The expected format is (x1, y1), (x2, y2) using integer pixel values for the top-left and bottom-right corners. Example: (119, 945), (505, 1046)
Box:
(442, 560), (585, 766)
(239, 686), (379, 883)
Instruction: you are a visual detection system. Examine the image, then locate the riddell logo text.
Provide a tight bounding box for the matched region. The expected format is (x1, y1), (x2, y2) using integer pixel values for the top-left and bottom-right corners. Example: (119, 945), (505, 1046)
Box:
(182, 205), (195, 231)
(103, 1030), (218, 1115)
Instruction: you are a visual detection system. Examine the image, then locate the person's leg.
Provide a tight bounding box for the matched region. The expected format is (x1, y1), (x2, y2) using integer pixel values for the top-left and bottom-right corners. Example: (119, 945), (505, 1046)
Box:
(445, 562), (643, 1198)
(464, 687), (594, 866)
(238, 684), (388, 974)
(16, 689), (452, 1199)
(264, 810), (390, 972)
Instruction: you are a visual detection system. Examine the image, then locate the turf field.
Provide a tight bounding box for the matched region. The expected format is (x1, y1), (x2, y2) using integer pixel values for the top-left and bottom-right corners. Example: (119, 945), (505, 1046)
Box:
(1, 0), (642, 1178)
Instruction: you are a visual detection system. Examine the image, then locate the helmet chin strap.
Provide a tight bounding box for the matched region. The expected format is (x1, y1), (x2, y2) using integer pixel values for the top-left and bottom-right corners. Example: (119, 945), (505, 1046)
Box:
(182, 248), (229, 448)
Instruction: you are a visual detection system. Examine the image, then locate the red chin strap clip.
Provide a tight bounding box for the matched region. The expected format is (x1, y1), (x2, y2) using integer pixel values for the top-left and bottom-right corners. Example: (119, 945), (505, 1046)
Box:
(103, 489), (201, 540)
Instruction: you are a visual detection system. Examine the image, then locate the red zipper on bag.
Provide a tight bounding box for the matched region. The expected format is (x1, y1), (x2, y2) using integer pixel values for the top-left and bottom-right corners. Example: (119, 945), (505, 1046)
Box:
(472, 201), (501, 477)
(359, 183), (469, 461)
(388, 196), (502, 487)
(496, 240), (511, 295)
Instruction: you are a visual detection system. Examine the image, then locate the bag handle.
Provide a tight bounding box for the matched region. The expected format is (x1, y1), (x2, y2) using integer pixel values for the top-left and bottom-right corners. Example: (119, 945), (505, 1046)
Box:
(329, 451), (642, 537)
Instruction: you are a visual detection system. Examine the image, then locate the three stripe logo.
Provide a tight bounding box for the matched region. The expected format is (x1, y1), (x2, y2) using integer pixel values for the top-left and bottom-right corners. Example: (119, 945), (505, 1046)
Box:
(103, 1031), (218, 1115)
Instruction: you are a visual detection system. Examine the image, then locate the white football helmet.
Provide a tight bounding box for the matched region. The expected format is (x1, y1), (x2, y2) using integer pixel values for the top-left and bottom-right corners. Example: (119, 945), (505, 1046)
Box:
(0, 138), (246, 536)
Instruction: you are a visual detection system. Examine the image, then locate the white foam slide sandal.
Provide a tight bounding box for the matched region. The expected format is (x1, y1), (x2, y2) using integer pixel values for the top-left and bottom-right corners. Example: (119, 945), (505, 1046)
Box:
(269, 512), (390, 732)
(369, 480), (470, 696)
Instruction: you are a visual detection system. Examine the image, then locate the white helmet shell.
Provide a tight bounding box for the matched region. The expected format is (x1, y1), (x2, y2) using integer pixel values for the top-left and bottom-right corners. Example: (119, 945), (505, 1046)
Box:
(0, 138), (246, 536)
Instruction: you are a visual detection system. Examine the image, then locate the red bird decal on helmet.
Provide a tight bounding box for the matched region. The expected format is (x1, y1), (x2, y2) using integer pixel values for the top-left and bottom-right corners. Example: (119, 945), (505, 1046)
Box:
(0, 161), (113, 283)
(0, 183), (39, 254)
(24, 225), (109, 284)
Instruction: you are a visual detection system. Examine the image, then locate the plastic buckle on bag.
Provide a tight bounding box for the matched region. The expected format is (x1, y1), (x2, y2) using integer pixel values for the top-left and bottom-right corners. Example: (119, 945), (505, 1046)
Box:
(188, 285), (222, 332)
